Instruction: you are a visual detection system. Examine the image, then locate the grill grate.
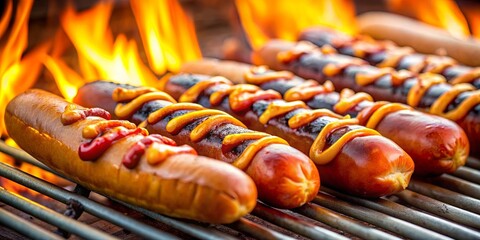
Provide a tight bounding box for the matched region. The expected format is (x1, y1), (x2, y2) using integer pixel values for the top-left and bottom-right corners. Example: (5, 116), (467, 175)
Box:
(0, 140), (479, 240)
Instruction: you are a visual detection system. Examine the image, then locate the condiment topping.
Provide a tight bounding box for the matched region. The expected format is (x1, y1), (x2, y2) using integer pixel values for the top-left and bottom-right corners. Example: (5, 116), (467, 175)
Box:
(79, 127), (147, 161)
(146, 142), (197, 166)
(376, 47), (414, 68)
(355, 67), (396, 86)
(113, 87), (289, 170)
(82, 120), (137, 138)
(61, 104), (111, 125)
(333, 89), (373, 115)
(284, 80), (335, 101)
(178, 77), (379, 165)
(450, 68), (480, 84)
(407, 73), (446, 107)
(123, 134), (196, 168)
(259, 101), (307, 124)
(429, 84), (480, 121)
(310, 118), (380, 164)
(278, 43), (480, 122)
(179, 76), (232, 103)
(112, 88), (176, 118)
(244, 65), (294, 85)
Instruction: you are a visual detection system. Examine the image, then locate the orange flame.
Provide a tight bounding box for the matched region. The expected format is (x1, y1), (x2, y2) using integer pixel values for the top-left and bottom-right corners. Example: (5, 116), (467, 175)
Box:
(0, 0), (70, 195)
(46, 0), (202, 100)
(130, 0), (202, 74)
(235, 0), (356, 49)
(388, 0), (470, 39)
(462, 6), (480, 39)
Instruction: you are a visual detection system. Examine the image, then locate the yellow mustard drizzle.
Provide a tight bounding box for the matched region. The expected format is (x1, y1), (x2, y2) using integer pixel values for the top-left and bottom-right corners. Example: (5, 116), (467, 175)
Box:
(284, 80), (335, 101)
(179, 76), (232, 103)
(403, 73), (480, 121)
(288, 109), (347, 129)
(277, 41), (320, 64)
(309, 118), (380, 164)
(178, 75), (384, 165)
(450, 68), (480, 85)
(355, 67), (396, 86)
(61, 104), (86, 125)
(165, 109), (227, 134)
(82, 120), (138, 138)
(114, 91), (177, 119)
(113, 88), (289, 170)
(407, 73), (446, 107)
(229, 136), (289, 169)
(430, 84), (480, 121)
(145, 142), (195, 166)
(210, 84), (258, 106)
(333, 89), (374, 115)
(189, 115), (247, 142)
(423, 56), (457, 74)
(258, 101), (308, 124)
(376, 47), (414, 68)
(244, 65), (294, 85)
(364, 103), (412, 129)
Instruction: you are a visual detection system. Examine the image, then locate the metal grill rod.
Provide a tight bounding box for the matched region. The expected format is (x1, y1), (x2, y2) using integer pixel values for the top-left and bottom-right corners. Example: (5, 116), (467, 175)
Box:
(408, 179), (480, 215)
(466, 157), (480, 169)
(0, 207), (63, 240)
(434, 175), (480, 199)
(0, 162), (180, 240)
(1, 141), (298, 240)
(227, 218), (295, 240)
(252, 202), (348, 240)
(0, 187), (117, 240)
(0, 142), (302, 240)
(314, 192), (451, 240)
(117, 200), (237, 240)
(395, 190), (480, 230)
(296, 203), (401, 240)
(452, 167), (480, 184)
(322, 187), (480, 239)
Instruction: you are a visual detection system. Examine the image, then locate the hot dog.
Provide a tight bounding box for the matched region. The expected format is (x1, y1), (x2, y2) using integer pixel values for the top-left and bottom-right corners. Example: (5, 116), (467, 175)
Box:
(5, 89), (257, 224)
(252, 40), (480, 157)
(154, 74), (415, 198)
(298, 27), (480, 88)
(180, 59), (469, 176)
(74, 82), (320, 209)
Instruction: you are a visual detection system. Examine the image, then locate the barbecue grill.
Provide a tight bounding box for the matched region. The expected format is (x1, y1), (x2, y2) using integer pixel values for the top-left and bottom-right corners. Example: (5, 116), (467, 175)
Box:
(1, 139), (479, 240)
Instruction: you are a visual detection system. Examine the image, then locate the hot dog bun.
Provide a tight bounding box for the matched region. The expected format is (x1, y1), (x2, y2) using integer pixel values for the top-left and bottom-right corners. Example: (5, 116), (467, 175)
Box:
(5, 89), (257, 223)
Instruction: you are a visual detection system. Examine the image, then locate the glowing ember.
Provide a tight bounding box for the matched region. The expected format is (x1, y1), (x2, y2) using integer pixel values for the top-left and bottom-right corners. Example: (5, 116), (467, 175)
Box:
(235, 0), (356, 49)
(387, 0), (470, 39)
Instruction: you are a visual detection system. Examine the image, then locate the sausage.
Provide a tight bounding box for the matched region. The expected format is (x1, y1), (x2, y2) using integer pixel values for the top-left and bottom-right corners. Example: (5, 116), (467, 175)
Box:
(5, 89), (257, 224)
(157, 74), (415, 198)
(298, 27), (480, 88)
(180, 59), (470, 176)
(253, 39), (480, 157)
(356, 12), (480, 67)
(74, 82), (320, 209)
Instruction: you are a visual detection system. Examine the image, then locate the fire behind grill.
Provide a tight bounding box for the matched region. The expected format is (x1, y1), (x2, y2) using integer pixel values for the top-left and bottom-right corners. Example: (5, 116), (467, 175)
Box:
(0, 140), (479, 240)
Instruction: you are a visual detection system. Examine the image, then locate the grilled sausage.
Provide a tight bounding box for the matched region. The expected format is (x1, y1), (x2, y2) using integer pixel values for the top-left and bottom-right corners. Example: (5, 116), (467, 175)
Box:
(299, 27), (480, 88)
(157, 74), (415, 198)
(74, 82), (320, 209)
(5, 89), (257, 224)
(180, 58), (469, 176)
(253, 39), (480, 156)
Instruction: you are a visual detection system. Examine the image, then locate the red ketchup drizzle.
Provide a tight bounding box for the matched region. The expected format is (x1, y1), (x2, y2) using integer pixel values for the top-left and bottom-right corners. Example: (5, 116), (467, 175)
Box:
(122, 135), (176, 169)
(79, 127), (144, 161)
